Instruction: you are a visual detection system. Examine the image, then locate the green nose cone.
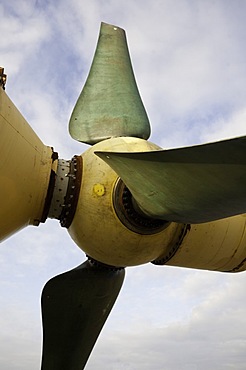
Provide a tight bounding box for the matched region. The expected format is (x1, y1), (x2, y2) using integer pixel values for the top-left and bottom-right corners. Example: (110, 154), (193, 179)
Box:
(69, 22), (151, 145)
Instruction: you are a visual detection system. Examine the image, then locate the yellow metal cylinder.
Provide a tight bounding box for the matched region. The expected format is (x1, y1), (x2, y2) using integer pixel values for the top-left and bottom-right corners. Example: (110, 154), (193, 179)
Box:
(0, 88), (53, 241)
(166, 215), (246, 272)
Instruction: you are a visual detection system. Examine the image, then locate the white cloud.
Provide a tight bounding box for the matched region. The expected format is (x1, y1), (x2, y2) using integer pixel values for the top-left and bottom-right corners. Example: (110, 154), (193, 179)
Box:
(0, 3), (51, 76)
(201, 107), (246, 143)
(86, 270), (246, 370)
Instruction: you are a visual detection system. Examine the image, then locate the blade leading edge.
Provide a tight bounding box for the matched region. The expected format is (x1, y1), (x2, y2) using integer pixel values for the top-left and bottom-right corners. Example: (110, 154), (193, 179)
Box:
(96, 136), (246, 224)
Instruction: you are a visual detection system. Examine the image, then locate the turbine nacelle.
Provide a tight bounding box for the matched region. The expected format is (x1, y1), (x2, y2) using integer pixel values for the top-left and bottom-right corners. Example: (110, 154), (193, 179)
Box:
(0, 87), (53, 241)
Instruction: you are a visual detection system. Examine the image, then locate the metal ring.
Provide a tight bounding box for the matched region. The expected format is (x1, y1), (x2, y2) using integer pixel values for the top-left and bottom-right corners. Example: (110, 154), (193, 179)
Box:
(113, 178), (169, 235)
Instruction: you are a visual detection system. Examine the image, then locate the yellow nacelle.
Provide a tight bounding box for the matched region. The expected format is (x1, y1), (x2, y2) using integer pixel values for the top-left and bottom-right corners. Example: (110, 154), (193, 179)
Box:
(165, 216), (246, 272)
(0, 88), (54, 241)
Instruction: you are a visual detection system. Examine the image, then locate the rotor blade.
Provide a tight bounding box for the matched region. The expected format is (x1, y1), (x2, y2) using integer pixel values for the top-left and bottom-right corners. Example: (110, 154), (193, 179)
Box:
(41, 259), (125, 370)
(69, 22), (150, 145)
(96, 136), (246, 224)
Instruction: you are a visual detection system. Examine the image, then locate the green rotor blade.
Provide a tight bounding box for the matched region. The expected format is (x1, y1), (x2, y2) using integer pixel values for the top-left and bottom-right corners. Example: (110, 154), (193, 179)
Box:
(96, 136), (246, 224)
(41, 260), (125, 370)
(69, 22), (150, 145)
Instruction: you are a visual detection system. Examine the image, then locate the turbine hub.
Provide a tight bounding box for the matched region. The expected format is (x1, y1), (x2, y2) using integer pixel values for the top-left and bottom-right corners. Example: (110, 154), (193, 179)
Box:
(67, 137), (184, 267)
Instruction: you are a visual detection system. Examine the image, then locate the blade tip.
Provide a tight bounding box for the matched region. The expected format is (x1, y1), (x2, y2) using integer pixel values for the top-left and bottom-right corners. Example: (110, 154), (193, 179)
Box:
(100, 22), (125, 33)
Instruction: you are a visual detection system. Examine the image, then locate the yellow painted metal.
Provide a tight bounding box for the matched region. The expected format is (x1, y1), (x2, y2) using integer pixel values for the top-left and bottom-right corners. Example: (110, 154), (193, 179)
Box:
(166, 215), (246, 272)
(68, 137), (184, 267)
(69, 136), (246, 271)
(0, 88), (53, 241)
(93, 183), (105, 197)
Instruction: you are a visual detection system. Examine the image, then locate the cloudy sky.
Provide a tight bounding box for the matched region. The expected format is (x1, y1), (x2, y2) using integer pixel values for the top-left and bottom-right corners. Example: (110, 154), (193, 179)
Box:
(1, 0), (246, 369)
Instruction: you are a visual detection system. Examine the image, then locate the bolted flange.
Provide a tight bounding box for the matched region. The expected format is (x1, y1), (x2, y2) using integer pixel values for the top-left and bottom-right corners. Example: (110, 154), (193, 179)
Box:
(48, 155), (82, 228)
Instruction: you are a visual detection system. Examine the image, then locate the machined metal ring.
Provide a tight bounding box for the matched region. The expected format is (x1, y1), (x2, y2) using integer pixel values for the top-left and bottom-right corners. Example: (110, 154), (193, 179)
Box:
(48, 159), (70, 220)
(151, 224), (190, 265)
(113, 178), (169, 235)
(48, 155), (82, 228)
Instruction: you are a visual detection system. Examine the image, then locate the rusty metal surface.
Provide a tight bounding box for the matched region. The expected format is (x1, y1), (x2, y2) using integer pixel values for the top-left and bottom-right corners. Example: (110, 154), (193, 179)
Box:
(0, 67), (7, 90)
